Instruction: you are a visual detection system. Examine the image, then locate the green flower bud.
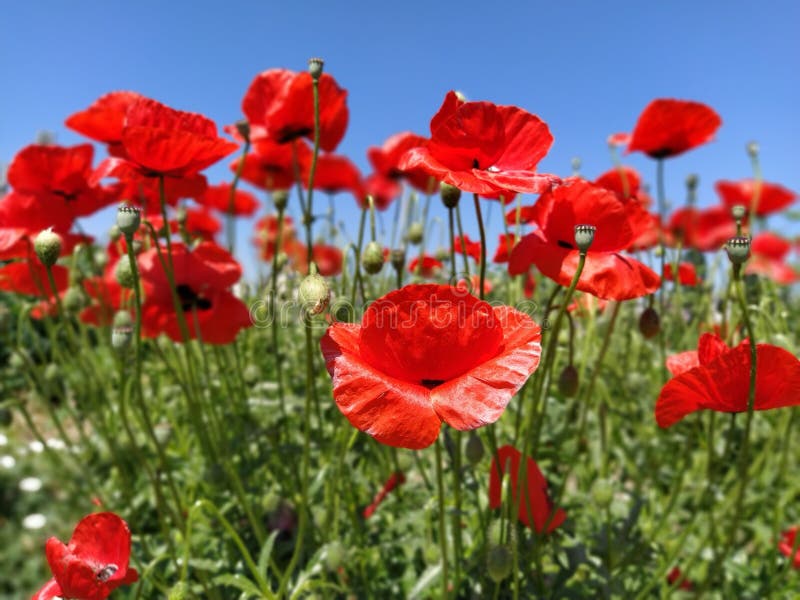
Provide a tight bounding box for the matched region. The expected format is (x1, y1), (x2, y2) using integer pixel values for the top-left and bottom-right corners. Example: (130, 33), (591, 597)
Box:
(116, 204), (141, 236)
(299, 269), (330, 316)
(62, 286), (86, 313)
(115, 256), (136, 289)
(592, 478), (614, 507)
(639, 307), (660, 339)
(112, 310), (133, 328)
(487, 544), (513, 583)
(273, 190), (289, 211)
(325, 541), (346, 572)
(558, 364), (579, 397)
(235, 119), (250, 143)
(390, 248), (406, 272)
(362, 241), (385, 275)
(440, 183), (461, 208)
(406, 222), (424, 245)
(731, 204), (747, 220)
(746, 141), (759, 158)
(34, 228), (62, 267)
(167, 582), (188, 600)
(465, 432), (484, 465)
(108, 224), (122, 242)
(685, 174), (699, 191)
(242, 363), (260, 385)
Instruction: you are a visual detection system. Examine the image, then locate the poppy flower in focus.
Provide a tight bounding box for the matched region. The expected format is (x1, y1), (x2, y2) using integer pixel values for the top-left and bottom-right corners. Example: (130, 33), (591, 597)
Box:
(778, 527), (800, 569)
(454, 234), (482, 263)
(32, 512), (138, 600)
(320, 284), (542, 449)
(137, 241), (251, 344)
(400, 91), (558, 195)
(492, 234), (517, 263)
(627, 99), (722, 159)
(408, 255), (443, 278)
(363, 472), (406, 519)
(667, 206), (736, 252)
(488, 445), (566, 533)
(198, 182), (259, 216)
(716, 179), (796, 217)
(242, 68), (349, 152)
(65, 91), (144, 157)
(665, 262), (700, 286)
(656, 333), (800, 428)
(746, 232), (798, 284)
(508, 178), (660, 300)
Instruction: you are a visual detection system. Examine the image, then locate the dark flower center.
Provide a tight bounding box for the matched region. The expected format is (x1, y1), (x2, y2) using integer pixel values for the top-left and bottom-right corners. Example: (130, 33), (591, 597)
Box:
(96, 564), (118, 582)
(421, 379), (445, 389)
(177, 284), (212, 311)
(277, 126), (313, 144)
(557, 240), (574, 250)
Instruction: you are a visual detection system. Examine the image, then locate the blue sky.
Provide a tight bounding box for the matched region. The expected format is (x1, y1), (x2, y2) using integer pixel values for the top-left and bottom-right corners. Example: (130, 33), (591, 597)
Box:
(2, 1), (798, 275)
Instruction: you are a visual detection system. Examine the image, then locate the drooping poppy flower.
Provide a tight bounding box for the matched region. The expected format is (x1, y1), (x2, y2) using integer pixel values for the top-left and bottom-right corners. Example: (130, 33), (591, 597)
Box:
(407, 255), (443, 278)
(716, 179), (796, 217)
(656, 333), (800, 428)
(253, 214), (296, 262)
(508, 178), (660, 300)
(746, 232), (798, 284)
(363, 472), (406, 519)
(488, 445), (566, 533)
(778, 527), (800, 569)
(65, 91), (145, 157)
(454, 234), (481, 263)
(320, 284), (542, 449)
(627, 99), (722, 159)
(665, 262), (700, 286)
(492, 234), (517, 263)
(399, 91), (558, 195)
(94, 98), (238, 183)
(667, 206), (736, 252)
(137, 241), (252, 344)
(242, 68), (349, 152)
(32, 512), (138, 600)
(198, 182), (259, 216)
(234, 137), (307, 191)
(367, 132), (436, 194)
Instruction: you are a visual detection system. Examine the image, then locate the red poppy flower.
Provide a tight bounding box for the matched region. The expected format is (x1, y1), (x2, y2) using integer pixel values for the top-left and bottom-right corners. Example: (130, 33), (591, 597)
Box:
(778, 527), (800, 569)
(492, 234), (517, 264)
(94, 98), (238, 182)
(504, 204), (538, 226)
(665, 262), (700, 286)
(456, 274), (493, 296)
(236, 137), (310, 192)
(481, 188), (518, 204)
(301, 152), (364, 199)
(607, 132), (631, 148)
(667, 206), (736, 252)
(32, 512), (138, 600)
(656, 333), (800, 428)
(65, 91), (144, 157)
(253, 214), (296, 261)
(716, 179), (796, 217)
(320, 284), (542, 449)
(508, 178), (660, 300)
(666, 567), (693, 591)
(120, 173), (208, 215)
(567, 294), (609, 317)
(288, 240), (343, 277)
(0, 191), (76, 259)
(242, 68), (349, 152)
(0, 252), (69, 299)
(367, 132), (435, 194)
(747, 232), (798, 284)
(627, 99), (722, 159)
(363, 173), (400, 211)
(454, 234), (481, 263)
(137, 241), (251, 344)
(399, 91), (558, 195)
(523, 271), (536, 298)
(145, 206), (222, 242)
(363, 472), (406, 518)
(594, 166), (642, 201)
(80, 270), (128, 328)
(199, 182), (259, 216)
(488, 445), (566, 533)
(407, 255), (443, 278)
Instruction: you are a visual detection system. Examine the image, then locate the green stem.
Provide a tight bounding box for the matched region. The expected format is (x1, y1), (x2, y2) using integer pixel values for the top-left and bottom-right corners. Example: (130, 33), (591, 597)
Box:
(435, 438), (450, 599)
(472, 193), (487, 299)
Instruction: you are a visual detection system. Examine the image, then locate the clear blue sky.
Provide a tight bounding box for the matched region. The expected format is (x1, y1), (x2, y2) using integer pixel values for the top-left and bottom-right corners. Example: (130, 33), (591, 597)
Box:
(2, 1), (798, 275)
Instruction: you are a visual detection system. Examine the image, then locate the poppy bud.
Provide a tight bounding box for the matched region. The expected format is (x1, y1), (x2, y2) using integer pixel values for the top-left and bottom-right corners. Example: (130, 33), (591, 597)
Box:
(639, 307), (660, 339)
(235, 119), (250, 143)
(273, 190), (289, 211)
(242, 363), (260, 384)
(465, 432), (484, 465)
(113, 310), (133, 328)
(406, 222), (424, 245)
(115, 256), (136, 289)
(730, 204), (747, 221)
(390, 248), (406, 271)
(117, 203), (142, 236)
(440, 183), (461, 208)
(574, 224), (596, 253)
(746, 141), (759, 158)
(434, 247), (449, 263)
(63, 286), (86, 313)
(108, 224), (122, 242)
(685, 174), (699, 191)
(362, 241), (384, 275)
(276, 251), (288, 270)
(34, 228), (62, 267)
(487, 544), (513, 582)
(725, 236), (751, 265)
(558, 364), (579, 397)
(111, 326), (133, 352)
(591, 478), (614, 507)
(299, 267), (330, 316)
(308, 57), (324, 80)
(571, 156), (582, 175)
(324, 541), (346, 572)
(131, 239), (143, 254)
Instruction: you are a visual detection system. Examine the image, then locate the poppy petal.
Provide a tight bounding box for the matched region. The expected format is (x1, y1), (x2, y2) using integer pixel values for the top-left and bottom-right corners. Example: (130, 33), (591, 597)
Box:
(31, 578), (62, 600)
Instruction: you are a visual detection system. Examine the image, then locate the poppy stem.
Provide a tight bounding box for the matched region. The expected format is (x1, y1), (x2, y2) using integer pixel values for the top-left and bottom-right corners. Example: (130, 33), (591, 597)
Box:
(447, 207), (457, 279)
(472, 194), (487, 299)
(434, 437), (450, 599)
(269, 205), (288, 420)
(226, 139), (250, 254)
(655, 158), (668, 380)
(454, 203), (471, 277)
(351, 208), (367, 304)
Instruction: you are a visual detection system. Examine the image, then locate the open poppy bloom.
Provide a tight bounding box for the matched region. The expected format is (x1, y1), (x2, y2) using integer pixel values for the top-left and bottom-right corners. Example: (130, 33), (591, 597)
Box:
(367, 131), (435, 194)
(454, 234), (482, 263)
(488, 445), (566, 533)
(320, 284), (542, 449)
(747, 232), (798, 284)
(508, 178), (660, 300)
(198, 182), (259, 216)
(656, 333), (800, 428)
(137, 241), (252, 344)
(665, 262), (700, 286)
(778, 526), (800, 569)
(716, 179), (796, 217)
(492, 234), (517, 264)
(32, 512), (138, 600)
(65, 91), (144, 158)
(407, 255), (443, 278)
(627, 98), (722, 159)
(667, 205), (736, 252)
(235, 137), (307, 191)
(242, 68), (349, 152)
(399, 91), (558, 195)
(300, 152), (364, 200)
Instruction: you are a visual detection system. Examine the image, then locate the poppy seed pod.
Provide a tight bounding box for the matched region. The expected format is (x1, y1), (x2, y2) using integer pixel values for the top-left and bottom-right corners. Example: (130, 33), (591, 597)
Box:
(116, 204), (142, 236)
(487, 544), (513, 583)
(299, 268), (330, 316)
(308, 57), (324, 80)
(730, 204), (747, 221)
(111, 326), (133, 352)
(440, 182), (461, 208)
(725, 236), (751, 265)
(746, 141), (759, 158)
(273, 190), (289, 211)
(362, 241), (384, 275)
(574, 224), (596, 253)
(639, 307), (660, 339)
(34, 228), (63, 267)
(406, 222), (424, 245)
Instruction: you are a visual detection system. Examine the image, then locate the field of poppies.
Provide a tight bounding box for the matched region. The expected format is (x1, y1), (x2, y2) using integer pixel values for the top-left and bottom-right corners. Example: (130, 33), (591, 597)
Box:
(1, 58), (799, 599)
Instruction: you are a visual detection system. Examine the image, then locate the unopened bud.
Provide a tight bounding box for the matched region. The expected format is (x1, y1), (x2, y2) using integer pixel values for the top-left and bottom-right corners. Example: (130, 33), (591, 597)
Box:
(308, 57), (324, 80)
(108, 224), (121, 242)
(62, 287), (86, 313)
(112, 310), (133, 328)
(685, 174), (699, 191)
(440, 183), (461, 208)
(574, 224), (596, 253)
(639, 307), (660, 339)
(434, 247), (449, 263)
(407, 222), (424, 245)
(117, 204), (141, 236)
(324, 541), (346, 572)
(242, 363), (260, 385)
(175, 206), (187, 225)
(390, 248), (406, 271)
(571, 156), (582, 175)
(465, 432), (484, 465)
(362, 241), (384, 275)
(591, 478), (614, 507)
(558, 364), (579, 397)
(273, 190), (289, 211)
(115, 256), (136, 289)
(487, 544), (513, 582)
(746, 141), (759, 158)
(731, 204), (747, 221)
(34, 228), (62, 267)
(235, 119), (250, 143)
(299, 268), (330, 316)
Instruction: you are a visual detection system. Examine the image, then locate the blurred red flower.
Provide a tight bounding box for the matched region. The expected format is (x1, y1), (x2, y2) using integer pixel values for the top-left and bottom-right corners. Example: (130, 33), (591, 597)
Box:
(65, 91), (144, 157)
(492, 234), (517, 264)
(667, 206), (736, 252)
(320, 284), (542, 449)
(0, 251), (69, 298)
(508, 178), (660, 300)
(242, 68), (349, 152)
(778, 526), (800, 569)
(746, 232), (798, 284)
(199, 182), (259, 216)
(664, 262), (700, 286)
(407, 255), (443, 278)
(367, 132), (435, 194)
(400, 91), (558, 195)
(594, 166), (642, 202)
(627, 98), (721, 159)
(32, 512), (138, 600)
(454, 234), (481, 263)
(253, 214), (295, 261)
(301, 152), (364, 200)
(235, 137), (306, 191)
(716, 179), (796, 217)
(656, 333), (800, 427)
(363, 472), (406, 518)
(488, 445), (566, 533)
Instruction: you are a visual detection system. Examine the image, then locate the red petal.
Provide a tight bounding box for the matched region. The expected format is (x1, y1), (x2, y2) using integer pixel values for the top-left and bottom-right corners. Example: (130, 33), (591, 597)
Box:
(665, 351), (699, 376)
(31, 578), (62, 600)
(628, 99), (721, 159)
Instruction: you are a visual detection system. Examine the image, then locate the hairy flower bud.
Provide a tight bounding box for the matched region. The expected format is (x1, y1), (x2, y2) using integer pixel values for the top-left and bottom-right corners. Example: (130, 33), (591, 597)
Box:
(115, 256), (136, 289)
(639, 307), (660, 339)
(34, 228), (62, 267)
(299, 268), (330, 316)
(406, 222), (424, 245)
(235, 119), (250, 143)
(111, 326), (133, 352)
(465, 432), (484, 465)
(108, 224), (122, 242)
(487, 544), (513, 582)
(273, 190), (289, 211)
(558, 364), (579, 397)
(112, 310), (133, 328)
(730, 204), (747, 221)
(440, 183), (461, 208)
(63, 286), (86, 313)
(362, 241), (385, 275)
(390, 248), (406, 272)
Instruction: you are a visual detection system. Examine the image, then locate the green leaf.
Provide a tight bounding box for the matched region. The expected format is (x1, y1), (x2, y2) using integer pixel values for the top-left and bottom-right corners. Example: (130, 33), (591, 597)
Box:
(212, 574), (264, 599)
(257, 531), (280, 580)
